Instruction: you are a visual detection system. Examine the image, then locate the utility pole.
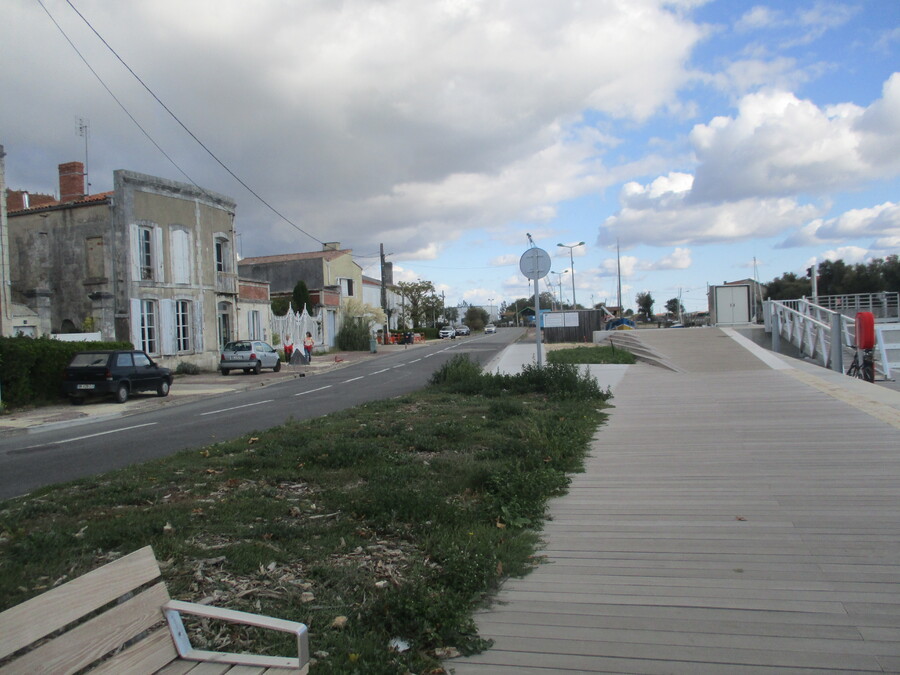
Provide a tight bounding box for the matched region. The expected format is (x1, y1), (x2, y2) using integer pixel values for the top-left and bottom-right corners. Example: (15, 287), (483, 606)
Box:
(379, 243), (387, 313)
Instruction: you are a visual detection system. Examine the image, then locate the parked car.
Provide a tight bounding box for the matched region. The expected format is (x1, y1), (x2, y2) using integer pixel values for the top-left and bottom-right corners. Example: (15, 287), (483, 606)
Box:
(455, 325), (470, 336)
(63, 350), (173, 404)
(219, 340), (282, 375)
(438, 326), (456, 339)
(484, 324), (497, 334)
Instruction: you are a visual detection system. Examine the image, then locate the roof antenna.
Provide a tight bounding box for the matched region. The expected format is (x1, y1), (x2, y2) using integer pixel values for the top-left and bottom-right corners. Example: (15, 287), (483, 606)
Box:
(77, 117), (91, 195)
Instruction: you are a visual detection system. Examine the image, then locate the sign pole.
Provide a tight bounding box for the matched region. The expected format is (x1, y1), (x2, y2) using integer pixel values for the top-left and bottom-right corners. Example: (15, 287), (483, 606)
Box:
(534, 275), (542, 367)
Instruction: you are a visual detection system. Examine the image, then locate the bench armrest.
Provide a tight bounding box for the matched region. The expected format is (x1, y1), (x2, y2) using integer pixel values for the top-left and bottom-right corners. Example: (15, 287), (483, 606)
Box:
(162, 599), (309, 670)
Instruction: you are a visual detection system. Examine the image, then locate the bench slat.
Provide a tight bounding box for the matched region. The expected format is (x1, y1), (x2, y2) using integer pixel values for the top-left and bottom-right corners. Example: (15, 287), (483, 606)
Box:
(0, 545), (161, 660)
(0, 582), (171, 675)
(89, 625), (178, 675)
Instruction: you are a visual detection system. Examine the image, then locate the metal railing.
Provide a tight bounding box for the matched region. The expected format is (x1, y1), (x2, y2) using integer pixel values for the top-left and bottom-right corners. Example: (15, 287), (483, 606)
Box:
(811, 292), (899, 321)
(764, 297), (895, 378)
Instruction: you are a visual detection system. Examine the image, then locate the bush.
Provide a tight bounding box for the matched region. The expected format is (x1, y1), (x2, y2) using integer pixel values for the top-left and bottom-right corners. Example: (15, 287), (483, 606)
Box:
(0, 336), (132, 408)
(336, 316), (371, 351)
(175, 361), (200, 375)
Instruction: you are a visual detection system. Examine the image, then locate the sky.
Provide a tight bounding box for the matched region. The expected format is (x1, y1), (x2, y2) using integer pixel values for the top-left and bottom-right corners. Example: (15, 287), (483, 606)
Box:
(3, 0), (899, 314)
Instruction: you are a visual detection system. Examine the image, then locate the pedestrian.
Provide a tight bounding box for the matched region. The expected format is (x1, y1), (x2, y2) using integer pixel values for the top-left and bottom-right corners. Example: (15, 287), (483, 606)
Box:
(284, 338), (293, 362)
(303, 331), (314, 363)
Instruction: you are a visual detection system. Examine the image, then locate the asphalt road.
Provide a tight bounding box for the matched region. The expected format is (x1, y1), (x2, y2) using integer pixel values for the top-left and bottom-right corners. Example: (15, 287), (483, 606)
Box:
(0, 330), (523, 501)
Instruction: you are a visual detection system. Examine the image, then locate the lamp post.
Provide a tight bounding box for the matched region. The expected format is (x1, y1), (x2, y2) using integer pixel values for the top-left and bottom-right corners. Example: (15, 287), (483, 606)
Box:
(557, 241), (585, 309)
(551, 271), (565, 309)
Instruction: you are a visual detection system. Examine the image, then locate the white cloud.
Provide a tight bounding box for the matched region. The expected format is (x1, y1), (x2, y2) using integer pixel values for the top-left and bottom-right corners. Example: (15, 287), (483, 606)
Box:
(602, 73), (900, 249)
(815, 201), (900, 240)
(821, 246), (869, 264)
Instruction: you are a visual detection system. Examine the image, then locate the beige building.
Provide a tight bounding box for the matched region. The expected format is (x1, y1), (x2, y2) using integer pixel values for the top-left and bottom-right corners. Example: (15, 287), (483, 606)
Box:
(238, 244), (363, 347)
(6, 161), (239, 369)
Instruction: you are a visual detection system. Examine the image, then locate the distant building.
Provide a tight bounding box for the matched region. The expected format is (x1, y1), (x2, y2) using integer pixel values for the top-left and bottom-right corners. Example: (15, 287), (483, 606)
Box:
(6, 159), (239, 369)
(238, 244), (363, 347)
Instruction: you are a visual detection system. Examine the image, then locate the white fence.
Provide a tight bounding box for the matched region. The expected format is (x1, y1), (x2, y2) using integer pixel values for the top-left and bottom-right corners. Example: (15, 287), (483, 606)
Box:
(271, 305), (321, 352)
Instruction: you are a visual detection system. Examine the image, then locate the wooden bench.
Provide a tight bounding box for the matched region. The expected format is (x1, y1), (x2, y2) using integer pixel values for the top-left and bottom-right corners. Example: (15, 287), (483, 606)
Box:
(0, 546), (309, 674)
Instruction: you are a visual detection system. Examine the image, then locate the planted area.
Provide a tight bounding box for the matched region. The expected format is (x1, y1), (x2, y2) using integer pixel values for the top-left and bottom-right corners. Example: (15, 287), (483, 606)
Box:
(547, 344), (636, 365)
(0, 356), (610, 674)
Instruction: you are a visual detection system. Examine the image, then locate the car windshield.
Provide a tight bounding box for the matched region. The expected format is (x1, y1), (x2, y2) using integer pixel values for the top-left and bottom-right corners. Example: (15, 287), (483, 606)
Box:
(69, 353), (109, 367)
(224, 342), (251, 352)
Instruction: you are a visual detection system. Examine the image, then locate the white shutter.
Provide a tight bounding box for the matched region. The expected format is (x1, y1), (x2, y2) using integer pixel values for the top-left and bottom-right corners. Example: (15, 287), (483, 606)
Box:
(160, 298), (176, 355)
(154, 227), (165, 282)
(130, 224), (141, 282)
(193, 298), (204, 352)
(130, 298), (142, 349)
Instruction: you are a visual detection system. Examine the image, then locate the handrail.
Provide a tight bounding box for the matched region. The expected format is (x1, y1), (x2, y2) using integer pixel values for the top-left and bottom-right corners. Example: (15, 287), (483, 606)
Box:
(764, 298), (886, 378)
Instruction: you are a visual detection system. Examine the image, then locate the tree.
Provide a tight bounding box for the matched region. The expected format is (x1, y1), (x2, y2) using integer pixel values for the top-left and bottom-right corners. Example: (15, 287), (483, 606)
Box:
(292, 280), (313, 314)
(665, 297), (684, 318)
(271, 296), (290, 316)
(465, 306), (489, 331)
(396, 280), (435, 328)
(421, 293), (445, 327)
(765, 272), (810, 300)
(444, 306), (459, 324)
(635, 291), (654, 321)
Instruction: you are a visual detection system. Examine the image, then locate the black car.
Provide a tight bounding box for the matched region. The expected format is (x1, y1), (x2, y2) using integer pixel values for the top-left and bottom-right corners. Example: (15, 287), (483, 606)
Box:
(63, 350), (173, 404)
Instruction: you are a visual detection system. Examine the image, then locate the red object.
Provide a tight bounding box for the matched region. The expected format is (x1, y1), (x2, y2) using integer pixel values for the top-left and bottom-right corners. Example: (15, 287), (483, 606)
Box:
(855, 312), (875, 350)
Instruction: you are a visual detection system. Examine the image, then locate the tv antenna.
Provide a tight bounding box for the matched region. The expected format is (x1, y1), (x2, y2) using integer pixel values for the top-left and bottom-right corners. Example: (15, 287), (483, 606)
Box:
(77, 117), (91, 195)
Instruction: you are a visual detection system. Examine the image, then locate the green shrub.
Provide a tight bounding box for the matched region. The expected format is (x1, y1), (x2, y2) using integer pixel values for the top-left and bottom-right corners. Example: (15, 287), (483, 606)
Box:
(336, 316), (371, 351)
(0, 336), (132, 408)
(547, 345), (636, 365)
(428, 354), (483, 388)
(175, 361), (200, 375)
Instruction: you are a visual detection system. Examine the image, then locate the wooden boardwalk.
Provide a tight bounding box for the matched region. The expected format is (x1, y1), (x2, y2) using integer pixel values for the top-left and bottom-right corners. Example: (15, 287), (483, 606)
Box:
(450, 328), (900, 674)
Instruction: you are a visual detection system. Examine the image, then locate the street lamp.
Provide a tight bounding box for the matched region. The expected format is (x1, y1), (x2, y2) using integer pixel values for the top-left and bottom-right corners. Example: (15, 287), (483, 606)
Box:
(551, 270), (566, 309)
(557, 241), (585, 308)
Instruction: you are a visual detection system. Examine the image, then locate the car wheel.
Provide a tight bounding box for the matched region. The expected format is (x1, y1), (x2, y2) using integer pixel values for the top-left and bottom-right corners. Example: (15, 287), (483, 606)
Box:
(157, 379), (170, 397)
(274, 359), (282, 372)
(115, 383), (129, 404)
(221, 369), (229, 376)
(253, 361), (262, 375)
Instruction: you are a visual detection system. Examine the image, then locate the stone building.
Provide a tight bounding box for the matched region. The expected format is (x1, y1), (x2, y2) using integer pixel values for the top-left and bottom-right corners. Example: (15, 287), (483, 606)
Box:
(6, 160), (239, 369)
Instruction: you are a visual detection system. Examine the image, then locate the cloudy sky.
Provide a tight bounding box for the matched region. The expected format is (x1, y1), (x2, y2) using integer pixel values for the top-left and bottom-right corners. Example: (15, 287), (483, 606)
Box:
(4, 0), (899, 313)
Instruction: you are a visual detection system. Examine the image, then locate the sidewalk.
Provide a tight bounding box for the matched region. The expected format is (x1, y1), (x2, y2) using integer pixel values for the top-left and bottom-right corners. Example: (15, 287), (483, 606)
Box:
(452, 327), (900, 673)
(0, 342), (429, 434)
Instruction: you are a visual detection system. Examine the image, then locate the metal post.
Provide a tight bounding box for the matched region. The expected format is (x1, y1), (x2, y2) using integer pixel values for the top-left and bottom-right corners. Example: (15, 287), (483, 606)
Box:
(534, 275), (542, 367)
(830, 312), (843, 373)
(772, 310), (781, 353)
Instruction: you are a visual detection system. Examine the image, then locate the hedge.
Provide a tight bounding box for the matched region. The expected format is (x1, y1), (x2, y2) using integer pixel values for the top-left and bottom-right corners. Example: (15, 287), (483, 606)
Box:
(0, 336), (133, 409)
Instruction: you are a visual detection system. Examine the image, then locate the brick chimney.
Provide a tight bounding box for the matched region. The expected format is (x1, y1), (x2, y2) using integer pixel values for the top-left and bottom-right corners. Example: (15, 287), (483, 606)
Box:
(59, 161), (86, 202)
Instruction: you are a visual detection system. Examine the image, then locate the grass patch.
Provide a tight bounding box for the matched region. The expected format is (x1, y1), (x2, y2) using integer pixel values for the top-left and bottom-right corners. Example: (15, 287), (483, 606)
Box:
(0, 356), (610, 674)
(546, 344), (636, 365)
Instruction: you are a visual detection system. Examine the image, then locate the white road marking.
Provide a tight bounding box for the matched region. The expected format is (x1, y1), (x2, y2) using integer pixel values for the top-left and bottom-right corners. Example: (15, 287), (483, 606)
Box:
(343, 376), (365, 383)
(372, 369), (390, 375)
(410, 358), (422, 363)
(55, 423), (158, 444)
(199, 400), (274, 416)
(294, 385), (332, 397)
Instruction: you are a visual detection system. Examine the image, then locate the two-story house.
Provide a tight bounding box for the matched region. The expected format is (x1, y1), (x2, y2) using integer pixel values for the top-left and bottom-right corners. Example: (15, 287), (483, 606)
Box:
(6, 161), (239, 369)
(238, 244), (363, 347)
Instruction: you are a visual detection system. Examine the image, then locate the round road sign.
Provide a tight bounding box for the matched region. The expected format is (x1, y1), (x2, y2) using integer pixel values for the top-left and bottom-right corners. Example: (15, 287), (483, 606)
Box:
(519, 247), (551, 280)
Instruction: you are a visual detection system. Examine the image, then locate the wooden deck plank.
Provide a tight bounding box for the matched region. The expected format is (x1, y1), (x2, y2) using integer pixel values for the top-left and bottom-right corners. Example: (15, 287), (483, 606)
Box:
(450, 329), (900, 673)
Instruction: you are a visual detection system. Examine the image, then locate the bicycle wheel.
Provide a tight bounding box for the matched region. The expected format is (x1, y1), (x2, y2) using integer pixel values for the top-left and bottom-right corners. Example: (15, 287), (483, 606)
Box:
(846, 361), (860, 378)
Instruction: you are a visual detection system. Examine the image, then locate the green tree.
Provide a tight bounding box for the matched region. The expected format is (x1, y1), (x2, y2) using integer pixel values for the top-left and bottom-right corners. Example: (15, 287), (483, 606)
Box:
(271, 296), (290, 316)
(664, 297), (684, 318)
(635, 291), (654, 321)
(765, 272), (811, 300)
(292, 280), (313, 314)
(444, 306), (459, 324)
(465, 306), (490, 331)
(396, 280), (436, 328)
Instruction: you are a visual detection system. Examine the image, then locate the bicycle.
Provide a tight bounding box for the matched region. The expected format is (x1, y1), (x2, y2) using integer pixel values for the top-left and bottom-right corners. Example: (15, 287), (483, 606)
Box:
(846, 347), (875, 382)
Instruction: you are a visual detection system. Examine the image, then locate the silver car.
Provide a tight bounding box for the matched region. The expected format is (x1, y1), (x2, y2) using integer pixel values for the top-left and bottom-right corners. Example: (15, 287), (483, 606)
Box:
(219, 340), (282, 375)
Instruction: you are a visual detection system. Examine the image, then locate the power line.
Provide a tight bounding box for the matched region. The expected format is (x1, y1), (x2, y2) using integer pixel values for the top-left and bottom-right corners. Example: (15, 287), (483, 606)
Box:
(36, 0), (204, 192)
(59, 0), (324, 246)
